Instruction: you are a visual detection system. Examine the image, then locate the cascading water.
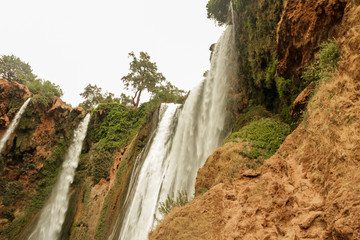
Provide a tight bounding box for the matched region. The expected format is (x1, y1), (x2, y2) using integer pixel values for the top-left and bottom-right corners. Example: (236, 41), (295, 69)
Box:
(28, 114), (91, 240)
(112, 17), (237, 240)
(114, 103), (181, 240)
(0, 98), (31, 153)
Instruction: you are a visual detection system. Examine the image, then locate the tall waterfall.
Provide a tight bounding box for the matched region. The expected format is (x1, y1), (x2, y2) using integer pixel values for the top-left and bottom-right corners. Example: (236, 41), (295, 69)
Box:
(28, 114), (91, 240)
(115, 103), (181, 240)
(112, 23), (237, 240)
(0, 98), (31, 153)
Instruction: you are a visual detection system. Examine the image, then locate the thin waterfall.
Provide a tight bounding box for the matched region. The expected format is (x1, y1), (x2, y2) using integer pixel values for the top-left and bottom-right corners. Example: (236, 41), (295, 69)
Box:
(0, 98), (31, 153)
(28, 114), (91, 240)
(116, 103), (181, 240)
(113, 20), (237, 239)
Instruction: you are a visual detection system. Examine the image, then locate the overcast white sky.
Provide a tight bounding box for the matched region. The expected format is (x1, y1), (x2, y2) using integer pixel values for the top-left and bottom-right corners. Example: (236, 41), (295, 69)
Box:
(1, 0), (224, 106)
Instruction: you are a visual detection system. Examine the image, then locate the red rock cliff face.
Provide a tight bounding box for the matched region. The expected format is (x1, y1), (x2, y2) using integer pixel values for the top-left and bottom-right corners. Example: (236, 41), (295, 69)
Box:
(277, 0), (347, 78)
(0, 79), (85, 239)
(0, 79), (31, 133)
(150, 0), (360, 239)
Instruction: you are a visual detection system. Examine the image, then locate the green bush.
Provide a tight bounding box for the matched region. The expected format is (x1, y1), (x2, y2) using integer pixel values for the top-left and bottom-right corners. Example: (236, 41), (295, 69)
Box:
(27, 79), (63, 106)
(230, 118), (290, 160)
(87, 102), (148, 182)
(206, 0), (232, 25)
(233, 105), (272, 132)
(91, 142), (114, 183)
(158, 190), (189, 216)
(2, 182), (23, 206)
(302, 39), (340, 85)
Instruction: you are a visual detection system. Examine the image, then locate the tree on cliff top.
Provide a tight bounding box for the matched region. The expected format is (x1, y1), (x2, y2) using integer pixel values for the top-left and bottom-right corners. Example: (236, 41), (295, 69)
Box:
(206, 0), (231, 25)
(79, 84), (120, 109)
(121, 51), (166, 108)
(0, 55), (37, 84)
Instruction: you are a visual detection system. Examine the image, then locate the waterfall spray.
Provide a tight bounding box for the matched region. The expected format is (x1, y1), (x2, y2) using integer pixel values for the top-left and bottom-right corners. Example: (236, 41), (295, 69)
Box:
(28, 114), (91, 240)
(0, 98), (31, 153)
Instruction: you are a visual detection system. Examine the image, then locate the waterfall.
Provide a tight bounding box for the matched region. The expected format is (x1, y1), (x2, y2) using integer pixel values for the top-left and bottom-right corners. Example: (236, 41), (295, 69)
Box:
(112, 22), (237, 240)
(115, 103), (181, 240)
(0, 98), (31, 153)
(28, 114), (91, 240)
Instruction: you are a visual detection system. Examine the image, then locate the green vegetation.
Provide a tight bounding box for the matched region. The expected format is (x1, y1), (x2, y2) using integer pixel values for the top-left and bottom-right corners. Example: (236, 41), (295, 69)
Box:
(87, 103), (148, 182)
(234, 0), (284, 110)
(79, 84), (120, 110)
(0, 55), (36, 84)
(232, 106), (272, 132)
(121, 51), (166, 108)
(0, 55), (63, 107)
(206, 0), (232, 25)
(302, 39), (340, 85)
(229, 118), (290, 161)
(158, 190), (190, 216)
(121, 51), (185, 108)
(2, 182), (23, 206)
(27, 79), (63, 106)
(196, 187), (209, 195)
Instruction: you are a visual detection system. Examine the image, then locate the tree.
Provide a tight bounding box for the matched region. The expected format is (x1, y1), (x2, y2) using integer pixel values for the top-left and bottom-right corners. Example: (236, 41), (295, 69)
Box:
(206, 0), (231, 25)
(121, 51), (166, 108)
(80, 84), (105, 109)
(120, 93), (132, 106)
(0, 55), (37, 84)
(79, 84), (120, 109)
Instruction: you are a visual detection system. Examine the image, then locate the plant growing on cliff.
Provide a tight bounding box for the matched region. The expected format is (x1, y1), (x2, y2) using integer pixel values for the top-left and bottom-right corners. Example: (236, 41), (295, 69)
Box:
(229, 118), (290, 161)
(79, 84), (120, 109)
(121, 51), (166, 108)
(0, 55), (37, 84)
(206, 0), (232, 25)
(302, 39), (340, 84)
(27, 79), (63, 106)
(158, 190), (189, 216)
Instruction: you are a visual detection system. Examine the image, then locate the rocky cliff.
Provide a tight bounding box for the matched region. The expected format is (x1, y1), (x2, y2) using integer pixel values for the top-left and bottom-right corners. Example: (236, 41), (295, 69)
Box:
(150, 0), (360, 239)
(0, 79), (86, 239)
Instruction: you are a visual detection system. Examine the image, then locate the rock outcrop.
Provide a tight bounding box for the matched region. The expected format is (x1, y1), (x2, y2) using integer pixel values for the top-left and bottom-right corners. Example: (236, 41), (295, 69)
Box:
(0, 79), (86, 239)
(277, 0), (347, 78)
(0, 79), (31, 131)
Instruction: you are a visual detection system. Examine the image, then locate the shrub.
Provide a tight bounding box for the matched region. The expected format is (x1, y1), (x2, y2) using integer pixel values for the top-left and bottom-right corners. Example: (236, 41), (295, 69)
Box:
(158, 190), (189, 216)
(27, 79), (63, 106)
(302, 39), (340, 85)
(232, 105), (272, 132)
(2, 182), (23, 206)
(230, 118), (290, 161)
(206, 0), (232, 25)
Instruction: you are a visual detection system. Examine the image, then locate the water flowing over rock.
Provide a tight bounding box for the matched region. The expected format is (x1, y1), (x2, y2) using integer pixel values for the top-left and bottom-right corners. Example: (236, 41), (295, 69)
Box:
(111, 103), (181, 240)
(112, 23), (237, 240)
(0, 98), (31, 153)
(28, 114), (90, 240)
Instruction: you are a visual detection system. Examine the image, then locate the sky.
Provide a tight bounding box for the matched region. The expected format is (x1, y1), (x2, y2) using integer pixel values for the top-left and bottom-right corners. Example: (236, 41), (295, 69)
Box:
(1, 0), (224, 106)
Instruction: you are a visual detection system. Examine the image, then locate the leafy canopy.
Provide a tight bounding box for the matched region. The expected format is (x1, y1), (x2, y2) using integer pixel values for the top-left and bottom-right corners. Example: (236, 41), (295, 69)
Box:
(0, 55), (64, 106)
(302, 39), (340, 84)
(121, 51), (166, 108)
(79, 84), (120, 109)
(206, 0), (232, 25)
(0, 55), (37, 84)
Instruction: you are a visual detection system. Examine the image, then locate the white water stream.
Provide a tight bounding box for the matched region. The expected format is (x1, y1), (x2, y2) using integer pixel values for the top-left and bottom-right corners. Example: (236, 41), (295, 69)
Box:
(28, 114), (90, 240)
(113, 23), (237, 240)
(0, 98), (31, 153)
